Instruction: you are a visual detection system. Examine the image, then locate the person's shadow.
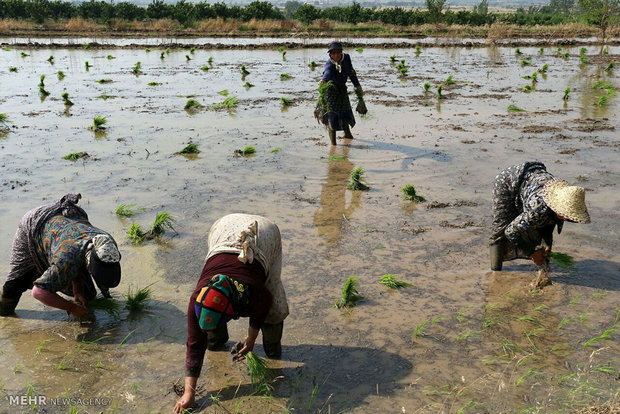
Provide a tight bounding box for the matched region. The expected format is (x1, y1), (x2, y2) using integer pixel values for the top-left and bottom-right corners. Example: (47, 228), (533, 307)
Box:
(193, 343), (413, 413)
(552, 259), (620, 291)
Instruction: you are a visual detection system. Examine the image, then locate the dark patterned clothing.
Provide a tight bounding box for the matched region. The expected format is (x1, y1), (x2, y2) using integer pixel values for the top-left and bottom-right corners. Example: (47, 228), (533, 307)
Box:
(33, 215), (110, 292)
(322, 53), (360, 131)
(491, 162), (560, 256)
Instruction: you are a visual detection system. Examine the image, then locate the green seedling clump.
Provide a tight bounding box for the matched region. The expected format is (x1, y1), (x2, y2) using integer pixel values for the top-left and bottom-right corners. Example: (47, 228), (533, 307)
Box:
(127, 223), (145, 244)
(401, 184), (425, 202)
(515, 48), (523, 55)
(91, 116), (107, 130)
(605, 62), (615, 71)
(355, 87), (367, 114)
(160, 51), (165, 59)
(20, 51), (28, 57)
(423, 82), (431, 93)
(57, 70), (65, 80)
(177, 143), (200, 154)
(436, 83), (444, 99)
(280, 97), (292, 107)
(0, 113), (8, 125)
(235, 146), (256, 156)
(147, 81), (161, 86)
(308, 61), (317, 69)
(507, 104), (526, 112)
(116, 204), (137, 217)
(598, 95), (608, 106)
(280, 73), (293, 80)
(184, 99), (203, 110)
(538, 47), (544, 54)
(87, 297), (121, 319)
(390, 54), (397, 63)
(415, 45), (421, 55)
(84, 61), (92, 69)
(563, 87), (571, 101)
(444, 75), (455, 85)
(47, 55), (54, 63)
(243, 81), (254, 88)
(106, 55), (115, 60)
(95, 79), (112, 84)
(549, 252), (575, 269)
(314, 80), (333, 125)
(212, 97), (238, 109)
(9, 66), (17, 72)
(200, 64), (209, 71)
(245, 352), (273, 395)
(132, 61), (142, 74)
(335, 276), (364, 308)
(150, 212), (175, 236)
(356, 47), (363, 53)
(379, 274), (412, 289)
(185, 55), (191, 61)
(348, 167), (369, 191)
(61, 92), (73, 106)
(125, 285), (152, 312)
(240, 64), (250, 76)
(62, 152), (89, 161)
(538, 63), (549, 73)
(218, 89), (229, 96)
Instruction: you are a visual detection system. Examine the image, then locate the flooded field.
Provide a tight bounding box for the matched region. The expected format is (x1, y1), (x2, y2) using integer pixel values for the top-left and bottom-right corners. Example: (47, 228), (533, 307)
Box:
(0, 40), (618, 413)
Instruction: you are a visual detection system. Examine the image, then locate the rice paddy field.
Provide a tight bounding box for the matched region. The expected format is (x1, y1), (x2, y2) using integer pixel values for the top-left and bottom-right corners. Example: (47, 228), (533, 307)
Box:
(0, 37), (618, 413)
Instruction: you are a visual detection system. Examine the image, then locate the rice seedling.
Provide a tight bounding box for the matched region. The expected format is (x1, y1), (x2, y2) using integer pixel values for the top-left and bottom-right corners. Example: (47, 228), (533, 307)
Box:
(270, 148), (282, 153)
(243, 81), (254, 89)
(107, 55), (115, 60)
(208, 56), (213, 65)
(38, 74), (46, 87)
(580, 47), (587, 55)
(147, 81), (161, 86)
(563, 87), (571, 101)
(190, 47), (195, 54)
(277, 46), (287, 60)
(356, 47), (363, 53)
(82, 42), (91, 49)
(125, 284), (152, 312)
(538, 47), (544, 55)
(580, 54), (587, 64)
(583, 326), (616, 347)
(200, 64), (209, 71)
(355, 87), (367, 114)
(597, 95), (608, 106)
(549, 251), (575, 269)
(444, 75), (455, 85)
(516, 369), (544, 386)
(172, 141), (199, 156)
(561, 52), (570, 59)
(602, 46), (608, 54)
(280, 97), (292, 107)
(61, 92), (73, 106)
(308, 61), (317, 69)
(150, 212), (175, 236)
(57, 70), (65, 80)
(390, 54), (397, 63)
(245, 352), (273, 395)
(516, 315), (544, 327)
(95, 360), (105, 369)
(515, 48), (523, 55)
(132, 61), (142, 74)
(96, 94), (112, 100)
(127, 222), (145, 244)
(47, 55), (54, 63)
(507, 104), (526, 112)
(457, 400), (486, 413)
(91, 116), (107, 130)
(315, 80), (333, 120)
(13, 363), (21, 374)
(165, 47), (171, 54)
(348, 167), (369, 191)
(334, 275), (364, 308)
(235, 146), (256, 156)
(119, 328), (137, 346)
(36, 339), (53, 355)
(401, 184), (425, 201)
(116, 204), (137, 217)
(520, 58), (532, 67)
(84, 61), (92, 70)
(240, 64), (250, 76)
(218, 89), (228, 96)
(436, 83), (444, 99)
(63, 152), (89, 162)
(20, 51), (28, 57)
(87, 297), (121, 319)
(2, 46), (12, 51)
(379, 273), (411, 289)
(8, 66), (17, 72)
(0, 113), (9, 124)
(399, 65), (408, 76)
(280, 73), (293, 80)
(522, 84), (533, 91)
(160, 51), (165, 59)
(605, 62), (615, 71)
(212, 97), (238, 109)
(530, 71), (538, 83)
(413, 320), (430, 338)
(184, 99), (203, 110)
(595, 364), (618, 376)
(39, 85), (50, 96)
(423, 82), (431, 93)
(96, 78), (112, 84)
(457, 329), (480, 341)
(415, 45), (421, 56)
(538, 63), (549, 73)
(185, 55), (191, 61)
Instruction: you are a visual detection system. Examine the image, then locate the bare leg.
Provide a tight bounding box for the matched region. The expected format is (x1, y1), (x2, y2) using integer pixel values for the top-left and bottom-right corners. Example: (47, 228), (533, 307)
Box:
(343, 124), (354, 139)
(329, 128), (336, 145)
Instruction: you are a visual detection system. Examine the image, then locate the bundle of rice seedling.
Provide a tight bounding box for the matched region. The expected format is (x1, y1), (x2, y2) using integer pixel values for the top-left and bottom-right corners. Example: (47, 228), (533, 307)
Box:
(150, 212), (175, 236)
(379, 274), (411, 289)
(116, 204), (137, 217)
(549, 252), (575, 270)
(245, 352), (273, 395)
(401, 184), (425, 202)
(235, 146), (256, 156)
(87, 297), (121, 319)
(355, 87), (367, 114)
(62, 152), (89, 161)
(348, 167), (369, 191)
(314, 80), (333, 126)
(125, 285), (152, 312)
(335, 276), (365, 309)
(176, 143), (200, 154)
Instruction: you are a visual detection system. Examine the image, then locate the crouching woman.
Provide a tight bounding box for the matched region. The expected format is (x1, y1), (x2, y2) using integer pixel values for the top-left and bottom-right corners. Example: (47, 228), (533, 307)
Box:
(174, 213), (289, 413)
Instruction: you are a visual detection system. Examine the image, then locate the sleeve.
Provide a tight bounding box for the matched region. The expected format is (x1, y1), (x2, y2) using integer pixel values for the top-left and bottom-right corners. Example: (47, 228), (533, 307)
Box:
(321, 60), (333, 83)
(185, 294), (209, 378)
(248, 285), (273, 330)
(504, 194), (551, 255)
(34, 251), (83, 292)
(346, 54), (361, 88)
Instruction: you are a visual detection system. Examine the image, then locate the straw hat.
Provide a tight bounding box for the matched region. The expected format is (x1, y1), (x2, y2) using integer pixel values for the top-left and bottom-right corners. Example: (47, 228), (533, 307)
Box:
(542, 179), (590, 223)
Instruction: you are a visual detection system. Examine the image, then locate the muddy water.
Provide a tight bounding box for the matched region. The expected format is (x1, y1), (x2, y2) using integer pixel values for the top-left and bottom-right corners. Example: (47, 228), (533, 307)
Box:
(0, 42), (618, 413)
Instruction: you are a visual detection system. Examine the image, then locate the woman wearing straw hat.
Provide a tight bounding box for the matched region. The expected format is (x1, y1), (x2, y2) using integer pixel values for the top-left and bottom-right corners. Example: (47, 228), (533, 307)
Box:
(174, 213), (289, 413)
(319, 41), (363, 145)
(489, 162), (590, 271)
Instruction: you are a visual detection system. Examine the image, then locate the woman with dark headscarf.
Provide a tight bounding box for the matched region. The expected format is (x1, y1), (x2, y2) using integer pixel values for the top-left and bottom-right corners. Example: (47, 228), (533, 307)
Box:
(174, 213), (289, 413)
(320, 41), (363, 145)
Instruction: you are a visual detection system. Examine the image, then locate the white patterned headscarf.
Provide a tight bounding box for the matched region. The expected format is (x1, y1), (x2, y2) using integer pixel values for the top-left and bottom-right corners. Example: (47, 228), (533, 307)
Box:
(91, 234), (121, 263)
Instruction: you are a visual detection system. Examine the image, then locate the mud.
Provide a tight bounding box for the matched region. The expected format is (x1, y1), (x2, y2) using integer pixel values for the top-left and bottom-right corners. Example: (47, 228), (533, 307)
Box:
(0, 41), (618, 413)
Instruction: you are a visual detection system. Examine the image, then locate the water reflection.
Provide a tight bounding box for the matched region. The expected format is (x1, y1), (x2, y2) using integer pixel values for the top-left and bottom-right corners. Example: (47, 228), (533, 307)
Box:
(314, 143), (361, 247)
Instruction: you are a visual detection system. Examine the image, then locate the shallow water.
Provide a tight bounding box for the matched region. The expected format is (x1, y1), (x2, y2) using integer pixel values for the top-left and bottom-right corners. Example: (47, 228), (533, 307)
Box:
(0, 41), (618, 413)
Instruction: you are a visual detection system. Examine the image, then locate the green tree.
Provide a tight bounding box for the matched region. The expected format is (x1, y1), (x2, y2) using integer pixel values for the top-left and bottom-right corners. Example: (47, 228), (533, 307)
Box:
(579, 0), (619, 39)
(284, 0), (302, 19)
(426, 0), (446, 24)
(294, 3), (320, 25)
(242, 0), (283, 21)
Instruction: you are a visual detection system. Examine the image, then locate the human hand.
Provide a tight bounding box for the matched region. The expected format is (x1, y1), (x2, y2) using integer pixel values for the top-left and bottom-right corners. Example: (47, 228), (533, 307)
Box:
(73, 293), (86, 308)
(173, 390), (195, 414)
(69, 302), (88, 318)
(235, 336), (256, 361)
(530, 248), (550, 267)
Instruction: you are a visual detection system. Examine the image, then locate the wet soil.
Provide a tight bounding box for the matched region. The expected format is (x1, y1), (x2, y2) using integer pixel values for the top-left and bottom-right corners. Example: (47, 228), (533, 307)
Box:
(0, 41), (618, 413)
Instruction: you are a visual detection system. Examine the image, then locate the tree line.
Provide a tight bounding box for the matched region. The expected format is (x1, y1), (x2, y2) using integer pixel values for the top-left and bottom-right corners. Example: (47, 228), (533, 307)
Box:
(0, 0), (616, 31)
